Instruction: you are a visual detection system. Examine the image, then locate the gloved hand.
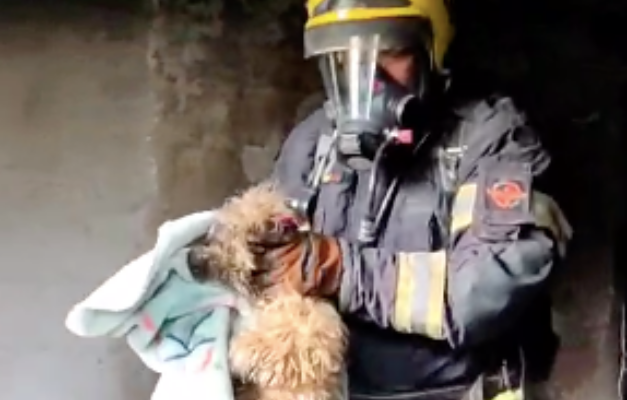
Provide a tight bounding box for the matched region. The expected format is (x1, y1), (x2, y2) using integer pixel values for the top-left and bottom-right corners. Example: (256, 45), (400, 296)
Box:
(248, 219), (343, 297)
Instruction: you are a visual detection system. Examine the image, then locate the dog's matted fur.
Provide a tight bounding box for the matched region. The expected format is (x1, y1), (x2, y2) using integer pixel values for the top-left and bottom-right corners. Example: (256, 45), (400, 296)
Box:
(189, 181), (347, 400)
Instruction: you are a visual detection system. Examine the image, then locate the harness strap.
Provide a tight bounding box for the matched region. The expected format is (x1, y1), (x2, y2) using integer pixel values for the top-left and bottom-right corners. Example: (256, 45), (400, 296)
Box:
(288, 126), (337, 220)
(308, 127), (336, 188)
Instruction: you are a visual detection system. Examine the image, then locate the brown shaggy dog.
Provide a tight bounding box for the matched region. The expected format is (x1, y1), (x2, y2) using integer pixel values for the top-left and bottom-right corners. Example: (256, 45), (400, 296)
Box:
(188, 182), (347, 400)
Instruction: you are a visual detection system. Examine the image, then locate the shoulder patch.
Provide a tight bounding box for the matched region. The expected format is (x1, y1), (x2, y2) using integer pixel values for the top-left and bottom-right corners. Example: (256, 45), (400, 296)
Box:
(486, 179), (528, 211)
(476, 159), (535, 227)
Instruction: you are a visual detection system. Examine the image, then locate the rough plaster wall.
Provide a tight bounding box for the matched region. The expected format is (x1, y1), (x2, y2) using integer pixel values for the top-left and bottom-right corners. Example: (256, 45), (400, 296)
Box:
(0, 8), (158, 400)
(145, 5), (320, 224)
(0, 4), (318, 400)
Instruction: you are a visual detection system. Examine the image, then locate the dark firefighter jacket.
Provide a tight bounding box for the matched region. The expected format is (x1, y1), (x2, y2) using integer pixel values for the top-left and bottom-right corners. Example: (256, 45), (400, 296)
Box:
(270, 95), (572, 395)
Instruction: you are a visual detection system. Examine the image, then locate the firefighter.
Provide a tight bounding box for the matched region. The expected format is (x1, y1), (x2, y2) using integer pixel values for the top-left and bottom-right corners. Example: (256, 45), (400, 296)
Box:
(249, 0), (573, 399)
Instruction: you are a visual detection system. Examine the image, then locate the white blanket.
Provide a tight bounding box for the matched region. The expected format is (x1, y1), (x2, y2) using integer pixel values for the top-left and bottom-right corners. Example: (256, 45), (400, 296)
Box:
(65, 211), (251, 400)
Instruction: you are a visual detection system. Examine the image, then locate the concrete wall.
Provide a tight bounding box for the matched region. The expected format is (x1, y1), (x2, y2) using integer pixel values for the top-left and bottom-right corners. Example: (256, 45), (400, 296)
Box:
(0, 5), (316, 400)
(145, 8), (319, 223)
(0, 8), (156, 400)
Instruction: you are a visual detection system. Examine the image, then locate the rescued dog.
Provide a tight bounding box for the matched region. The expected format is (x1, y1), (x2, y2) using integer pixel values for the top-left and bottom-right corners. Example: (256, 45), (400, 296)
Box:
(188, 182), (347, 400)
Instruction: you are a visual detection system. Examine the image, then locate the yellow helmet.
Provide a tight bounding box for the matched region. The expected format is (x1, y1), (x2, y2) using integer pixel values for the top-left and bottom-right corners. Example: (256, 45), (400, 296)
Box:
(304, 0), (454, 72)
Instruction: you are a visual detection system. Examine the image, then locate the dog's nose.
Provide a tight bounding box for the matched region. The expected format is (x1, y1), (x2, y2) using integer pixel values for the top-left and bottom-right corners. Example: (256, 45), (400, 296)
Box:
(187, 246), (208, 282)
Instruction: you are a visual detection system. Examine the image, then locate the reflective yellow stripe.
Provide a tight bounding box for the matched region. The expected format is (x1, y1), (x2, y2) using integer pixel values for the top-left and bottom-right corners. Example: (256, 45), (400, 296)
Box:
(491, 389), (523, 400)
(450, 183), (572, 256)
(393, 250), (447, 339)
(307, 8), (427, 28)
(425, 251), (447, 338)
(450, 183), (476, 234)
(394, 253), (414, 332)
(531, 191), (573, 257)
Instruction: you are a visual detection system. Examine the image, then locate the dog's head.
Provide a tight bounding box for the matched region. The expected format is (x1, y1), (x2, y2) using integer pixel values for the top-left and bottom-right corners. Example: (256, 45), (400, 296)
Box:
(187, 181), (306, 295)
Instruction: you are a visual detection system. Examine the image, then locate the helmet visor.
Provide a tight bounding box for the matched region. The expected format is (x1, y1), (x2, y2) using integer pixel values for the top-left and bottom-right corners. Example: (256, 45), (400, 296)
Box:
(318, 34), (382, 123)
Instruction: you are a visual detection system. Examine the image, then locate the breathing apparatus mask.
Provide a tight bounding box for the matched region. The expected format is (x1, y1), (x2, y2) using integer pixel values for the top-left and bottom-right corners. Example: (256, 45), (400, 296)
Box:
(318, 35), (430, 170)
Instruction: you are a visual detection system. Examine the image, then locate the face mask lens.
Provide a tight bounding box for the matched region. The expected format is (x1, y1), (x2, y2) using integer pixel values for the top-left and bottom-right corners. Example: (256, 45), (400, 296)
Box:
(318, 34), (381, 123)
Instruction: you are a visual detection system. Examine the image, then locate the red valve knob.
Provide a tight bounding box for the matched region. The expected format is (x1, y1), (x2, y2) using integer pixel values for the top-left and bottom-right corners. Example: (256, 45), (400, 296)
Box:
(396, 129), (413, 145)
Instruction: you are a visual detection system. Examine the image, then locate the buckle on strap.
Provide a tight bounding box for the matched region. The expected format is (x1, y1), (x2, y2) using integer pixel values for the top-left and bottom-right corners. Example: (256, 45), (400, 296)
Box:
(465, 349), (526, 400)
(463, 377), (523, 400)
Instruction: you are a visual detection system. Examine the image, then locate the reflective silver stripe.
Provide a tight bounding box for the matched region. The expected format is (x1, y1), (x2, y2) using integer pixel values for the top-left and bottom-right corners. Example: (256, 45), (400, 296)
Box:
(309, 128), (337, 188)
(393, 250), (447, 339)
